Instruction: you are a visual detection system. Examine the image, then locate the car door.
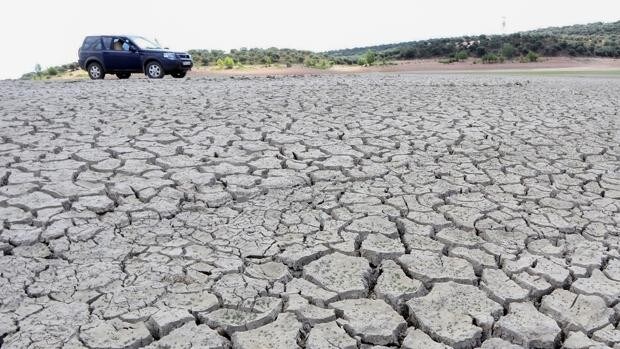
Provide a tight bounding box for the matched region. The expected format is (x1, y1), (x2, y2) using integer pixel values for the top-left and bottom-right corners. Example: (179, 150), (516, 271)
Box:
(120, 38), (143, 71)
(102, 37), (141, 71)
(78, 36), (104, 69)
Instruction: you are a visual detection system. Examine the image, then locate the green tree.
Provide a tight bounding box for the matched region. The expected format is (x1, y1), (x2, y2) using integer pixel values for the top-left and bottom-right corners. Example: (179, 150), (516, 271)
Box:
(46, 67), (58, 76)
(223, 56), (234, 69)
(303, 56), (316, 67)
(34, 64), (42, 78)
(526, 51), (539, 62)
(482, 53), (499, 64)
(455, 50), (469, 61)
(303, 56), (332, 69)
(501, 43), (516, 59)
(363, 50), (376, 65)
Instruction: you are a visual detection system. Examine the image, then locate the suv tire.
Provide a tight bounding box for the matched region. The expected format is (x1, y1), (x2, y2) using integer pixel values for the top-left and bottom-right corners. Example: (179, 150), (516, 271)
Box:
(87, 62), (105, 80)
(116, 73), (131, 79)
(146, 61), (164, 79)
(171, 72), (186, 78)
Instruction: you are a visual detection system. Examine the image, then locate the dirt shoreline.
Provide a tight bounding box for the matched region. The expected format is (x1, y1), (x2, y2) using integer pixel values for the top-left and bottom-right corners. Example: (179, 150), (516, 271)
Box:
(191, 57), (620, 77)
(18, 57), (620, 81)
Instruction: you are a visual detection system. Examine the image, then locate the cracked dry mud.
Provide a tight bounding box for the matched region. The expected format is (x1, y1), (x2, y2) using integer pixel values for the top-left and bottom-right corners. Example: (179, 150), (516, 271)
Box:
(0, 74), (619, 349)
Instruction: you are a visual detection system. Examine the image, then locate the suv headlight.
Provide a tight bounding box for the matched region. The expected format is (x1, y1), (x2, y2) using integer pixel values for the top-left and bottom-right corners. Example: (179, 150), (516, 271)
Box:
(163, 52), (177, 60)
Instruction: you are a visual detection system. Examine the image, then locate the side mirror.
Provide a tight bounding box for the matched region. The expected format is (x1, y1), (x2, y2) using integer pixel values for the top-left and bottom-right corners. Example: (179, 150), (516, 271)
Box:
(129, 45), (137, 52)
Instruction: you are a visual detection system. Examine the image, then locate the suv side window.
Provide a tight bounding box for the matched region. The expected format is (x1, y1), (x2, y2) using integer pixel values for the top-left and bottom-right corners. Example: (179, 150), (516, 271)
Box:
(102, 37), (112, 50)
(112, 37), (130, 51)
(91, 39), (103, 51)
(82, 37), (102, 51)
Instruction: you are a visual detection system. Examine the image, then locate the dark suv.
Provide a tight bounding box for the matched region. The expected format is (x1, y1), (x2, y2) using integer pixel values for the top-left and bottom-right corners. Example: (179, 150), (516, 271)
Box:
(78, 35), (193, 79)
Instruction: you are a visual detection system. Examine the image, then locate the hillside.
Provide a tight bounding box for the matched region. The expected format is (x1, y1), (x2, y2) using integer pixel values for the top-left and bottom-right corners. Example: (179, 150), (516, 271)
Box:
(326, 21), (620, 60)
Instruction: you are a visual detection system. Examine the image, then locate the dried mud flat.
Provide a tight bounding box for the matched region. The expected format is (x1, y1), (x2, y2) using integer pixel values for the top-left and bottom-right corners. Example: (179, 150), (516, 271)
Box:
(0, 74), (619, 349)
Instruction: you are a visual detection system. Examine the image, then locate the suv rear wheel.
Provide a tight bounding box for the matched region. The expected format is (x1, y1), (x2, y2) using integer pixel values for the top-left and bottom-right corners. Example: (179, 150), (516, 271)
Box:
(146, 62), (164, 79)
(87, 62), (105, 80)
(116, 73), (131, 79)
(171, 72), (186, 78)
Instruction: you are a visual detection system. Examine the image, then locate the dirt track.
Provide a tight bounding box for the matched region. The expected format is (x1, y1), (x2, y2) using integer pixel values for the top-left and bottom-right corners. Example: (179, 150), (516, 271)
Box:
(0, 74), (619, 348)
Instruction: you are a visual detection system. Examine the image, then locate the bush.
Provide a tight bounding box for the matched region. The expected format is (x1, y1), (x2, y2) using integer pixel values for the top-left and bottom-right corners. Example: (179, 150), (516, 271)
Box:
(526, 51), (539, 62)
(455, 50), (469, 61)
(400, 47), (417, 59)
(481, 53), (500, 64)
(46, 67), (58, 76)
(363, 50), (376, 65)
(475, 46), (487, 57)
(223, 56), (234, 69)
(317, 59), (332, 69)
(357, 57), (367, 66)
(439, 58), (457, 64)
(501, 43), (516, 59)
(304, 56), (332, 69)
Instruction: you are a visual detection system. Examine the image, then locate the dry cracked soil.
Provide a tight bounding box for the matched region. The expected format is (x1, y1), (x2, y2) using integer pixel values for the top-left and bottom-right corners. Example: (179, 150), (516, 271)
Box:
(0, 73), (619, 349)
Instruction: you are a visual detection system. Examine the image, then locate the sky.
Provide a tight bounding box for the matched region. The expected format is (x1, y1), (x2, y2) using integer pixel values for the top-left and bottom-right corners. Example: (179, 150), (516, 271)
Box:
(0, 0), (619, 79)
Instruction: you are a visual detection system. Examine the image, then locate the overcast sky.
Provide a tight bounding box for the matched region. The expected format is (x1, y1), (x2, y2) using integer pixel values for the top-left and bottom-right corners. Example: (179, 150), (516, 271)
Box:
(0, 0), (618, 79)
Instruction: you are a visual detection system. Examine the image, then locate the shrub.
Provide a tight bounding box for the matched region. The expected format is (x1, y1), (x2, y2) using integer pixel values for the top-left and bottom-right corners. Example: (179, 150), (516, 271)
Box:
(46, 67), (58, 76)
(475, 46), (487, 57)
(501, 43), (516, 59)
(316, 59), (332, 69)
(455, 50), (469, 61)
(481, 53), (500, 64)
(357, 57), (367, 66)
(400, 47), (417, 59)
(526, 51), (539, 62)
(439, 58), (456, 64)
(223, 56), (234, 69)
(303, 56), (332, 69)
(363, 50), (376, 65)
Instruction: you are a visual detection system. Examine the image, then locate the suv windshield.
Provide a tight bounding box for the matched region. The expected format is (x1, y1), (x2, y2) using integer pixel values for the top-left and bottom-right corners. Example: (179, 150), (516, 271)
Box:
(128, 36), (162, 50)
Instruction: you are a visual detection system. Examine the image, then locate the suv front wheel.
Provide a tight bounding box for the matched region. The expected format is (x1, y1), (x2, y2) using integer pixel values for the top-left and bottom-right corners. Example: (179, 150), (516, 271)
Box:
(87, 62), (105, 80)
(146, 62), (164, 79)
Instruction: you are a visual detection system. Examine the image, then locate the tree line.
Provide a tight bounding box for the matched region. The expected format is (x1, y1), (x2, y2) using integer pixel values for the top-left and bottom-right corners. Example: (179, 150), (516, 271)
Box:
(327, 21), (620, 60)
(187, 47), (335, 68)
